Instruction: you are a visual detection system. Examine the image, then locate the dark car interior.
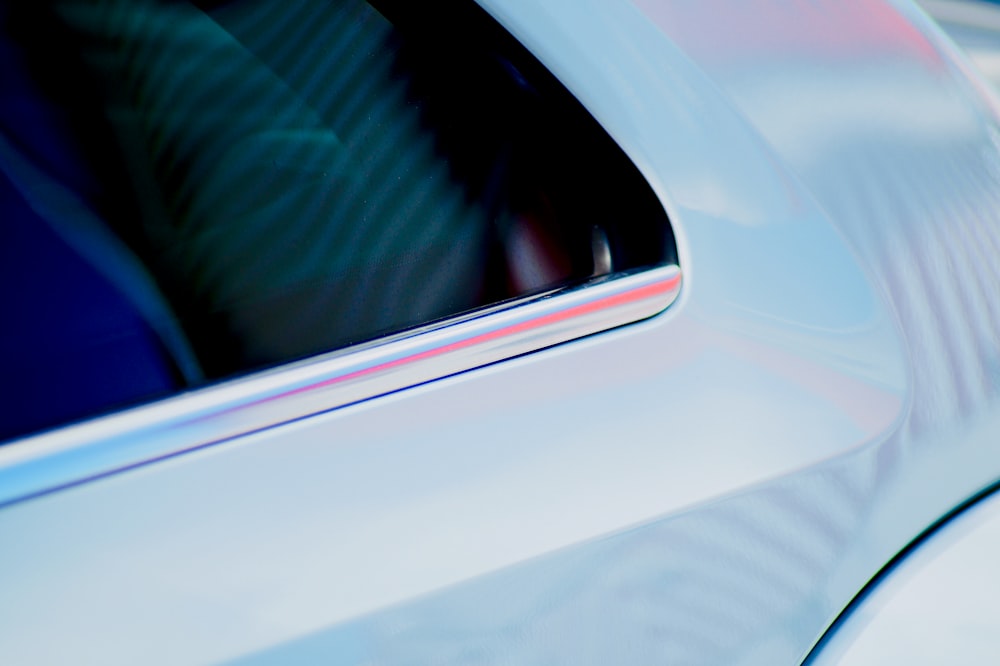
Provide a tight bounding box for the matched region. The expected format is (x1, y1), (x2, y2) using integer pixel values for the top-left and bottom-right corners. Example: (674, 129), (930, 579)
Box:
(0, 0), (676, 441)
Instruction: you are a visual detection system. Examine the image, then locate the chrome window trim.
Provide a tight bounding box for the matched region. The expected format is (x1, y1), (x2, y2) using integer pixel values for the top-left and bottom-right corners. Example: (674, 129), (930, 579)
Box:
(0, 265), (681, 507)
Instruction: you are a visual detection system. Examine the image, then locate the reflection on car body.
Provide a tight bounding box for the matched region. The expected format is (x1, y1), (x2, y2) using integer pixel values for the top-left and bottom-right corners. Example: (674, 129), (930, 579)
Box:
(2, 0), (1000, 664)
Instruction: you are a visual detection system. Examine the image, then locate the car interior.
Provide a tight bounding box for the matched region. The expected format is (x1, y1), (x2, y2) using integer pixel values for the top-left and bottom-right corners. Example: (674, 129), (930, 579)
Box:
(0, 0), (676, 441)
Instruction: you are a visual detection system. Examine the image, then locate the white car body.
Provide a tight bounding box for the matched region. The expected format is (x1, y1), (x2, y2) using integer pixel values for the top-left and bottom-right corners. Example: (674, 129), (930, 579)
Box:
(2, 0), (1000, 664)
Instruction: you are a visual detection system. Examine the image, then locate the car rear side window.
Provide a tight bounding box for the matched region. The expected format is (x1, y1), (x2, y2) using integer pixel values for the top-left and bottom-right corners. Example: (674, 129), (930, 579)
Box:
(0, 0), (676, 441)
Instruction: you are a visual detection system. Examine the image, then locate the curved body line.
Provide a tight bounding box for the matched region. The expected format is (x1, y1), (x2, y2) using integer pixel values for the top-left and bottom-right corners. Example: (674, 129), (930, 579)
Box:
(0, 264), (682, 507)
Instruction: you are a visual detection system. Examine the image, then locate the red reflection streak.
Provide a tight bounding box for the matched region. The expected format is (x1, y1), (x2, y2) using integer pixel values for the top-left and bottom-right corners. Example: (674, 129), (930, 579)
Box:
(632, 0), (941, 66)
(262, 272), (681, 405)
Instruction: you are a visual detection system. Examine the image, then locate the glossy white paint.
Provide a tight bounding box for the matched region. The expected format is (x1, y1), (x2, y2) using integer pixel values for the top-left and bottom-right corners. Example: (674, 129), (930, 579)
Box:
(810, 484), (1000, 665)
(1, 1), (999, 664)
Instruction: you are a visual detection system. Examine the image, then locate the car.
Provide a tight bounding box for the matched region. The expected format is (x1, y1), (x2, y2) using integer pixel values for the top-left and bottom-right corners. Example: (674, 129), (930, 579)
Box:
(1, 0), (1000, 664)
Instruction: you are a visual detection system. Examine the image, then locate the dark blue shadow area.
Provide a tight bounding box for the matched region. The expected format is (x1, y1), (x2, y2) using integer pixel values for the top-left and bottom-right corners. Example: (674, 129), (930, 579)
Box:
(0, 170), (177, 442)
(0, 4), (177, 442)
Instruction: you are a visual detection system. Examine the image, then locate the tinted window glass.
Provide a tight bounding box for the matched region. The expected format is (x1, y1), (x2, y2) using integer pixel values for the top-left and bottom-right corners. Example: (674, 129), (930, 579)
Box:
(0, 0), (675, 440)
